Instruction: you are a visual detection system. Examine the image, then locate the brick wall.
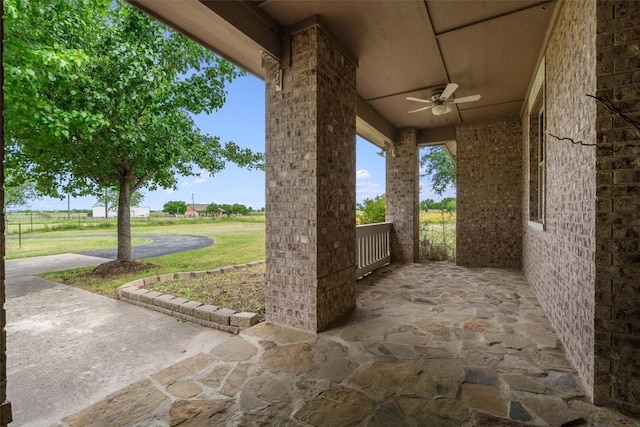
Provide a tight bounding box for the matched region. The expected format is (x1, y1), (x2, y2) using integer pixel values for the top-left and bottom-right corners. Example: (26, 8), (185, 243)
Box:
(522, 0), (597, 400)
(386, 129), (419, 263)
(457, 120), (522, 269)
(594, 0), (640, 416)
(265, 24), (357, 332)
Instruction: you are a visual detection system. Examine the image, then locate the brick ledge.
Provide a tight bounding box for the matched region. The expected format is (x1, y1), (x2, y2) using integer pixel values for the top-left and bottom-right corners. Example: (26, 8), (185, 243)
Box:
(117, 261), (265, 335)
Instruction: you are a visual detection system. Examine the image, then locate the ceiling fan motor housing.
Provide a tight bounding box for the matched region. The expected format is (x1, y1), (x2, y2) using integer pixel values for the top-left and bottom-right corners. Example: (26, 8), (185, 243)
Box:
(406, 82), (479, 115)
(431, 87), (445, 101)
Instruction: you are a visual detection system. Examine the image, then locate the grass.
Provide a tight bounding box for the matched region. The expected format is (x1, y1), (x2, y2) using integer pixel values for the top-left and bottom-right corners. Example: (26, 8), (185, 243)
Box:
(420, 210), (457, 223)
(5, 236), (152, 260)
(146, 264), (266, 319)
(4, 211), (266, 234)
(41, 216), (266, 298)
(419, 210), (456, 261)
(5, 215), (263, 258)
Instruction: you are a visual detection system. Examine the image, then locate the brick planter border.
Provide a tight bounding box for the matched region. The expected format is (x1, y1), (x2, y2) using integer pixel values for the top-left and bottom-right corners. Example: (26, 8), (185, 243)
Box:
(117, 261), (265, 334)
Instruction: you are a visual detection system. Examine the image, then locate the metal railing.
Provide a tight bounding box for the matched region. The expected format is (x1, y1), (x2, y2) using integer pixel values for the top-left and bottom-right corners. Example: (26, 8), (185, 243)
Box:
(356, 222), (391, 278)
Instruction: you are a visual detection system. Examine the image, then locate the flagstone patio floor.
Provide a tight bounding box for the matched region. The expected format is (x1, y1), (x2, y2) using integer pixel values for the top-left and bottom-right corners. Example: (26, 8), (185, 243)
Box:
(57, 262), (639, 426)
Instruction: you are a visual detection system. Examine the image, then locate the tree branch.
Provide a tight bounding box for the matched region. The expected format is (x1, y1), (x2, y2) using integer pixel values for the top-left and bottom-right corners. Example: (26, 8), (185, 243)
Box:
(549, 94), (639, 153)
(548, 133), (600, 149)
(132, 170), (154, 193)
(587, 94), (640, 133)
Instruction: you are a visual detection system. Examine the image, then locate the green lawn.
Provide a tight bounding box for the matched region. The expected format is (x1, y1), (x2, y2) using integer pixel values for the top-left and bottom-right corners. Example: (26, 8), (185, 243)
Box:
(38, 216), (266, 297)
(6, 236), (153, 260)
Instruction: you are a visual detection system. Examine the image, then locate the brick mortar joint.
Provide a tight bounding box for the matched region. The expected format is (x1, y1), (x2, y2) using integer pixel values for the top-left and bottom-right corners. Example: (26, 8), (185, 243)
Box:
(117, 260), (265, 333)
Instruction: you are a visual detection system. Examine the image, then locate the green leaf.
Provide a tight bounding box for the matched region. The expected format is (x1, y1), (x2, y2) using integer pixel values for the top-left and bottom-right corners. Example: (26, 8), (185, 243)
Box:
(419, 146), (456, 196)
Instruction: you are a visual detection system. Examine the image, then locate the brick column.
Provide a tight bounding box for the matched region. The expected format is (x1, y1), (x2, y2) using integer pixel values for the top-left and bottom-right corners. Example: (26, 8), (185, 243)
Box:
(264, 22), (357, 332)
(386, 129), (419, 263)
(594, 0), (640, 417)
(457, 120), (522, 269)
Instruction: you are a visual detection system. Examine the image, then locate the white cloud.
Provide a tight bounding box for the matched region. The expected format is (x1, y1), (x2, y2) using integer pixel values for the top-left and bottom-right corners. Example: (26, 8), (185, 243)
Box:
(355, 169), (384, 202)
(356, 169), (371, 179)
(356, 181), (384, 203)
(180, 173), (208, 187)
(163, 188), (176, 194)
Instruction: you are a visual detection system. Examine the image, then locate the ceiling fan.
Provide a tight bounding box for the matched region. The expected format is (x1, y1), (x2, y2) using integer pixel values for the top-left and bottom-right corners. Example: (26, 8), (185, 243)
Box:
(406, 83), (481, 116)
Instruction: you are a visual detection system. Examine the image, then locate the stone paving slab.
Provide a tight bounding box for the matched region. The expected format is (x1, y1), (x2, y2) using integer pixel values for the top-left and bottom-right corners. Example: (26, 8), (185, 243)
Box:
(56, 263), (640, 426)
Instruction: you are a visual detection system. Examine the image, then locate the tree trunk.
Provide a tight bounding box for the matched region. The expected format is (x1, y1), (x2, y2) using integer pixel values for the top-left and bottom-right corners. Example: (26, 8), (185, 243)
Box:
(117, 180), (132, 261)
(104, 188), (108, 219)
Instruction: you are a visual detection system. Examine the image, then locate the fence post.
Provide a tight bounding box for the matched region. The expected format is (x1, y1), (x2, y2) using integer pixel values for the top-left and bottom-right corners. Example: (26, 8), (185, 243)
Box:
(18, 223), (21, 248)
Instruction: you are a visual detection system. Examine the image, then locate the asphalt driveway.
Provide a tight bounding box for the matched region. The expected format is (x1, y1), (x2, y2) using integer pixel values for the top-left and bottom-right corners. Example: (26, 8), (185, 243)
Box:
(82, 234), (213, 259)
(5, 252), (231, 426)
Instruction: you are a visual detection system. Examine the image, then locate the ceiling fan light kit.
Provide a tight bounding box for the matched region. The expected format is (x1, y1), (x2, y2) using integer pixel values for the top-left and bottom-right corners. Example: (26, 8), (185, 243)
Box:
(406, 83), (481, 116)
(432, 104), (451, 116)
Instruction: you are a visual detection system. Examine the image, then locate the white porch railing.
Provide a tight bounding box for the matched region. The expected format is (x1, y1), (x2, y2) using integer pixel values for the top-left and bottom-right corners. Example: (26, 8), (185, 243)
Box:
(356, 222), (391, 278)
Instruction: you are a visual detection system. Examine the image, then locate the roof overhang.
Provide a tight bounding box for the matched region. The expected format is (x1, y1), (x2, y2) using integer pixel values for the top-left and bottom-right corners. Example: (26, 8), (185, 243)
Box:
(128, 0), (558, 149)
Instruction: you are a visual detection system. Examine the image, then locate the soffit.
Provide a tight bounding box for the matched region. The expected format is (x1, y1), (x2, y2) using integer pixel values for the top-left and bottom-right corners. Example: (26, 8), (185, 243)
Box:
(127, 0), (271, 77)
(129, 0), (557, 139)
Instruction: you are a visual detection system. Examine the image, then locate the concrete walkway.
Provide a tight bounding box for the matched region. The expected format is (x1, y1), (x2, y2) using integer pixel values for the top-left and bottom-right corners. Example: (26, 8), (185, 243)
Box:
(56, 262), (639, 426)
(6, 254), (233, 426)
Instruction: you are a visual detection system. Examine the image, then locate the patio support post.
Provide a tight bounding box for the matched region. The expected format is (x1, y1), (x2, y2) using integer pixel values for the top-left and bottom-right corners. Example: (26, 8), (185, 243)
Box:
(263, 19), (357, 332)
(386, 129), (419, 263)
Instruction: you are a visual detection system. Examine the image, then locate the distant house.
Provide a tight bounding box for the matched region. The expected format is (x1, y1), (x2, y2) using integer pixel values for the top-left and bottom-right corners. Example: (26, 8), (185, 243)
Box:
(185, 203), (210, 218)
(92, 206), (117, 218)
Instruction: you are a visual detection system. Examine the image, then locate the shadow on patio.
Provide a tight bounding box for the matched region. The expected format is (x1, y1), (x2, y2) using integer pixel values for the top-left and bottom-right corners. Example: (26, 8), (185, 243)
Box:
(59, 263), (637, 426)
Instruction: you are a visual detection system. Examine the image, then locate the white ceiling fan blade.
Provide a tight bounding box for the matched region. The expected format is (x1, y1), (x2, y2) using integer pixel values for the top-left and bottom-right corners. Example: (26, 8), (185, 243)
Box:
(451, 94), (481, 103)
(440, 83), (459, 100)
(408, 105), (434, 113)
(406, 96), (432, 104)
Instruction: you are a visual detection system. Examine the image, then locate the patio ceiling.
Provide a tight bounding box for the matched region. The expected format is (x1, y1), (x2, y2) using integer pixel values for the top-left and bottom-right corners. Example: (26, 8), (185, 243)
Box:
(128, 0), (557, 147)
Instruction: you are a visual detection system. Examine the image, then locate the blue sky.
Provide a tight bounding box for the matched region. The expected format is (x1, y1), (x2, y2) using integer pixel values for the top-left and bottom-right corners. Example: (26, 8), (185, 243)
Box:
(25, 74), (454, 211)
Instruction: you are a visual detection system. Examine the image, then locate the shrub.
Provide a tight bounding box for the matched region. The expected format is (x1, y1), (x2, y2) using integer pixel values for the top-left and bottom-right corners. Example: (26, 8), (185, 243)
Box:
(357, 194), (386, 224)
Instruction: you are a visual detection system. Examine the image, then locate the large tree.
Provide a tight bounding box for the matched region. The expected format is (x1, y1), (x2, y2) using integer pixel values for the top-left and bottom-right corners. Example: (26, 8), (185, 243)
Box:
(420, 146), (456, 196)
(4, 178), (37, 208)
(163, 201), (187, 216)
(206, 202), (222, 216)
(4, 0), (263, 260)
